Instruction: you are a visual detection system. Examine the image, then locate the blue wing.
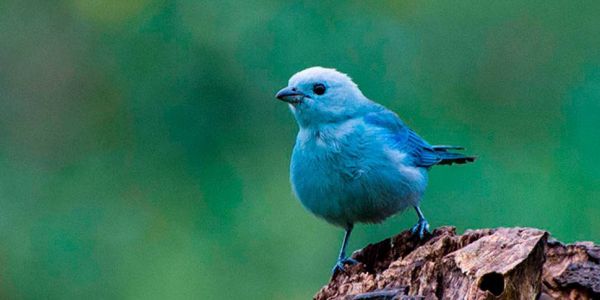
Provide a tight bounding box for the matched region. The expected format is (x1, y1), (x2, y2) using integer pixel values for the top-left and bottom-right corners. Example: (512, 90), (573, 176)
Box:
(364, 108), (442, 168)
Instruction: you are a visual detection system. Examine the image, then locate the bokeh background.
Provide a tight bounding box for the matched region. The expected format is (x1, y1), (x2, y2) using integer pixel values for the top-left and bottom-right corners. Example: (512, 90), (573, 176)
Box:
(1, 0), (599, 299)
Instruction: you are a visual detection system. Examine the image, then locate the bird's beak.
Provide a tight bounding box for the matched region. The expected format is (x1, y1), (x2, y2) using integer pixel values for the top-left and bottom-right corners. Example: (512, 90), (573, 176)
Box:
(275, 87), (305, 104)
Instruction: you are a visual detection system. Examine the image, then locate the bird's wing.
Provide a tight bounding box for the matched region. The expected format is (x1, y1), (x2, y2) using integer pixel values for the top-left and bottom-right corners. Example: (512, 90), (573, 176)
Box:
(363, 108), (441, 168)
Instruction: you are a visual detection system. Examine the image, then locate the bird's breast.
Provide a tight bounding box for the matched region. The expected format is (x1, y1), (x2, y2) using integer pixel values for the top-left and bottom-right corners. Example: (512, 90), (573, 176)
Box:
(289, 122), (429, 226)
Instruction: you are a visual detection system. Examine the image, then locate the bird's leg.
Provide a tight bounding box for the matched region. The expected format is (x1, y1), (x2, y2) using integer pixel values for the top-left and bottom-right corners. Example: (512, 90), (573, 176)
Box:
(410, 206), (430, 239)
(332, 223), (359, 274)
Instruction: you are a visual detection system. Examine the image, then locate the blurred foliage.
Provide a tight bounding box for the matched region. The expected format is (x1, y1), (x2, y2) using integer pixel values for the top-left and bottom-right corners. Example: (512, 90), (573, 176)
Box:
(0, 0), (599, 299)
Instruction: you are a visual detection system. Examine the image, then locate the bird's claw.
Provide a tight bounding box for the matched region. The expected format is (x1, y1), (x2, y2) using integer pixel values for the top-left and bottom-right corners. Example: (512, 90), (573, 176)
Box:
(410, 218), (430, 239)
(331, 257), (359, 274)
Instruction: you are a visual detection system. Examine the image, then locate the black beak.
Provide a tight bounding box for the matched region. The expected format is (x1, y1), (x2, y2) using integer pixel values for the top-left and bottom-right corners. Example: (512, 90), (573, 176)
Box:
(275, 87), (305, 104)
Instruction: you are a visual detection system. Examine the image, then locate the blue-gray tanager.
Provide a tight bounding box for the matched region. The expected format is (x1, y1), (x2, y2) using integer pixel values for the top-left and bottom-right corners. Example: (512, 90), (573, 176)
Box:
(275, 67), (475, 274)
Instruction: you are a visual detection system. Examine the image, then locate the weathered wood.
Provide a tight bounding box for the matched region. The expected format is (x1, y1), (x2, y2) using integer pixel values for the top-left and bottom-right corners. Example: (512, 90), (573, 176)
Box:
(315, 227), (600, 300)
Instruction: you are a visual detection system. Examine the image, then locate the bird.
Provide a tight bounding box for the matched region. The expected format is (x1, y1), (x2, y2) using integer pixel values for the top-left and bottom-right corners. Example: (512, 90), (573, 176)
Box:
(275, 67), (475, 274)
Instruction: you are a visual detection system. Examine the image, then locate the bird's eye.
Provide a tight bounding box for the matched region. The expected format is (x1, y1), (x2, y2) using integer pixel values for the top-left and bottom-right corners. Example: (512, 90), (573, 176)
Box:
(313, 83), (326, 95)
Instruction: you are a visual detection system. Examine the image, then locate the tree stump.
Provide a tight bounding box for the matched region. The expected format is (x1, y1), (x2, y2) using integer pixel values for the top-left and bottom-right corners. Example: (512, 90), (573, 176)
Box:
(314, 227), (600, 300)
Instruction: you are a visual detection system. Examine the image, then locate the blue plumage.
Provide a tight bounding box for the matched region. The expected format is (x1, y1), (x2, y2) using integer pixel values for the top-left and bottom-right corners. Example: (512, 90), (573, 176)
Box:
(275, 67), (474, 274)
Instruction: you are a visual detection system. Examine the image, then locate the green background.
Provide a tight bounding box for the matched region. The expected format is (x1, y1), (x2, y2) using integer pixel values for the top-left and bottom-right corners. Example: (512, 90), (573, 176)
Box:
(1, 1), (599, 299)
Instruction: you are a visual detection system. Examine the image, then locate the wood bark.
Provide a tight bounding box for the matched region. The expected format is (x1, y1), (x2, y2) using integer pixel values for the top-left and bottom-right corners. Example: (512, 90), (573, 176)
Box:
(314, 227), (600, 300)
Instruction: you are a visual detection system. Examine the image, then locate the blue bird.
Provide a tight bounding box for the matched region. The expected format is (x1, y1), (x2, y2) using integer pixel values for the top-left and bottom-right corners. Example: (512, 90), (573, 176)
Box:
(275, 67), (475, 274)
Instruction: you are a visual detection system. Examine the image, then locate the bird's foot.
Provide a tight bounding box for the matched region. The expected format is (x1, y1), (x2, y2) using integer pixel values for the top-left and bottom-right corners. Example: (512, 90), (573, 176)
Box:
(331, 257), (359, 275)
(410, 218), (430, 239)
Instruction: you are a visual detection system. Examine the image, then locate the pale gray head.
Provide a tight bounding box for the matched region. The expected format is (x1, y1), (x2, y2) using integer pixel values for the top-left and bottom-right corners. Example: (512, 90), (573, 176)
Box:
(275, 67), (371, 127)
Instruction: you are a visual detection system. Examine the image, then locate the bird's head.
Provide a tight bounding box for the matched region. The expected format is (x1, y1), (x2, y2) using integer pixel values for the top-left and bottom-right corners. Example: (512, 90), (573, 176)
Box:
(275, 67), (370, 128)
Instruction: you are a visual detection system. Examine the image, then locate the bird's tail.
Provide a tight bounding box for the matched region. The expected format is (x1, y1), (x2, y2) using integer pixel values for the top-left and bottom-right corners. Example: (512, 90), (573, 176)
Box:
(432, 145), (476, 165)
